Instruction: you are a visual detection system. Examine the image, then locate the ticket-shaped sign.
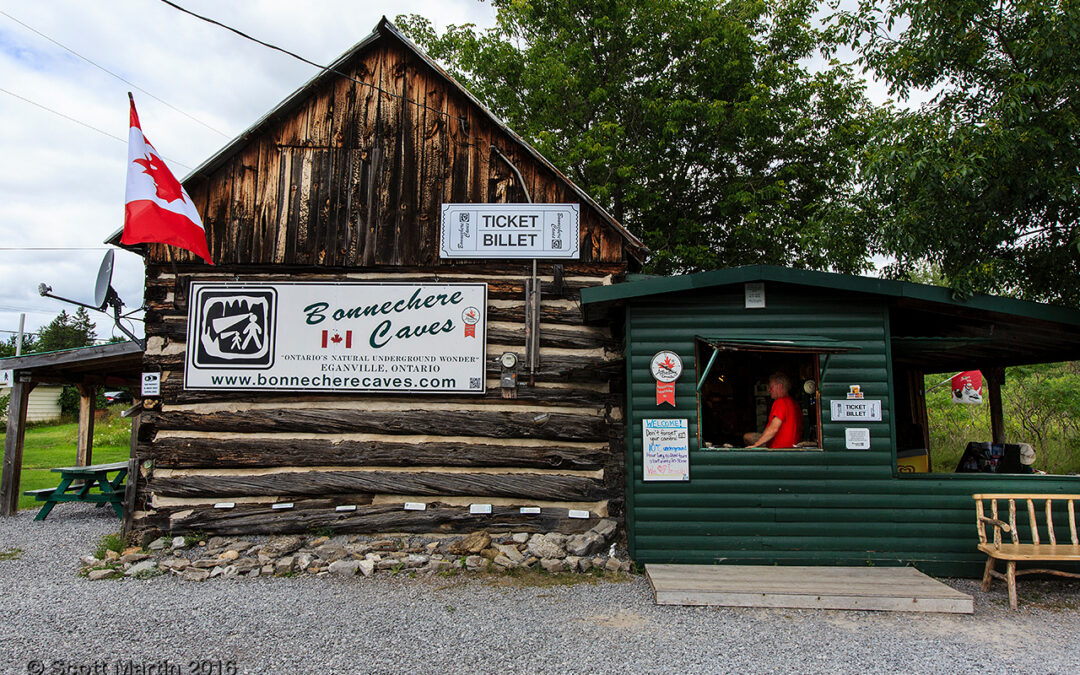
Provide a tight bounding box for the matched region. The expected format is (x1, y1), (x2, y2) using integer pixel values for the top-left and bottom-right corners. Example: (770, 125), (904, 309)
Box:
(440, 203), (579, 259)
(831, 400), (882, 422)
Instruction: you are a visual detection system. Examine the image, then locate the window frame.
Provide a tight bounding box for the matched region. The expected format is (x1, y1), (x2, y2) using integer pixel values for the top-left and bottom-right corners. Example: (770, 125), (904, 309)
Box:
(694, 335), (860, 451)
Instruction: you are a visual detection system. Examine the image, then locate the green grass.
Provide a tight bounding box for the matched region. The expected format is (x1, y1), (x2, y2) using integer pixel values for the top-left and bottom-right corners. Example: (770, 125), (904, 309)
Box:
(0, 412), (131, 511)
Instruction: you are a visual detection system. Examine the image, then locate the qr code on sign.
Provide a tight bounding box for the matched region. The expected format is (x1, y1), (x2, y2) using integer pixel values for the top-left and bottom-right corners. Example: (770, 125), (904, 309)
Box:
(470, 377), (482, 389)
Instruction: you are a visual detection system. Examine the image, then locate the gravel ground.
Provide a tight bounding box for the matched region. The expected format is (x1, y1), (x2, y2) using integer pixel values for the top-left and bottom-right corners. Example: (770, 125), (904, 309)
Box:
(2, 505), (1080, 675)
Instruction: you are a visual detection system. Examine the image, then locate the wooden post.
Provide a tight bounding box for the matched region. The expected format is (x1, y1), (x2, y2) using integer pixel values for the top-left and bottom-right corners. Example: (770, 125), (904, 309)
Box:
(121, 414), (141, 537)
(1, 379), (34, 516)
(76, 383), (96, 466)
(987, 367), (1006, 444)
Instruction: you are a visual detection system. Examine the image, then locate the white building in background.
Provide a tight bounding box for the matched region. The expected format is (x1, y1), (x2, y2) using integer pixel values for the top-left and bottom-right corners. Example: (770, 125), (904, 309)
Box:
(1, 370), (62, 424)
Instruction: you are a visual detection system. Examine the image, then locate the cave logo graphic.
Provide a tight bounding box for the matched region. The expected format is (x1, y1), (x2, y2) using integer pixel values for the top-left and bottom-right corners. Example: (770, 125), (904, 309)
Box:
(192, 287), (276, 369)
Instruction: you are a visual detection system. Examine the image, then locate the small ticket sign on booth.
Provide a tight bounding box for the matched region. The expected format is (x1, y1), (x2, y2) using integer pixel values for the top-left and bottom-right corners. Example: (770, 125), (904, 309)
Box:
(643, 418), (690, 481)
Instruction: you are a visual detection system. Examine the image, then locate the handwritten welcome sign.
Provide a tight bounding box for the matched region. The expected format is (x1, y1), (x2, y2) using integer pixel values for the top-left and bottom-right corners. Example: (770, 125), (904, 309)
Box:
(642, 418), (689, 482)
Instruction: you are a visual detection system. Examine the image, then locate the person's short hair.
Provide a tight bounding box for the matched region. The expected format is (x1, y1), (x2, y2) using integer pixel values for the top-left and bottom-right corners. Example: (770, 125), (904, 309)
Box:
(769, 372), (792, 393)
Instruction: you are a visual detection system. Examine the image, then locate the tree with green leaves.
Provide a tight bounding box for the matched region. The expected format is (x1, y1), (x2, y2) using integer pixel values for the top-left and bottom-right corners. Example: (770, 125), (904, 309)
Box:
(399, 0), (874, 274)
(832, 0), (1080, 305)
(34, 307), (97, 353)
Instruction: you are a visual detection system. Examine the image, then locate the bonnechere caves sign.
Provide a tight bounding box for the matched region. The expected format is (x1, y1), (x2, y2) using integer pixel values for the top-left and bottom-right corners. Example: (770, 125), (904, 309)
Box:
(184, 282), (488, 393)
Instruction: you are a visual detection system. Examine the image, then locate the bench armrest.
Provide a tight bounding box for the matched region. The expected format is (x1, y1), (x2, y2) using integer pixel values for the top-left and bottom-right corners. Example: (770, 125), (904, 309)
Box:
(978, 515), (1011, 533)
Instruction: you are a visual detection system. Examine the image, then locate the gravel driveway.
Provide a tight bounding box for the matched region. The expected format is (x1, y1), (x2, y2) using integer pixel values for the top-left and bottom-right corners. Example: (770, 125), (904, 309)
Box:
(2, 504), (1079, 674)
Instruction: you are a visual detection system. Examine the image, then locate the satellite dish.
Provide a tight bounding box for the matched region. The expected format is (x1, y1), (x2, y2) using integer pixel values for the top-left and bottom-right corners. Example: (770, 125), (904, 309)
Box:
(94, 249), (115, 309)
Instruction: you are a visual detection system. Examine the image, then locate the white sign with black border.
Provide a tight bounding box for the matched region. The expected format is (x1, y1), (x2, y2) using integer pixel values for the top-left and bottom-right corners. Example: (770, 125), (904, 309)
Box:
(440, 203), (580, 259)
(184, 282), (487, 393)
(141, 372), (161, 397)
(831, 400), (882, 422)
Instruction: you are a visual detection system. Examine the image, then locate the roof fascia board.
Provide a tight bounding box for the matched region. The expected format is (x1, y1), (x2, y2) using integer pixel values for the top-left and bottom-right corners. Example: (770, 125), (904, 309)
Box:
(580, 265), (1080, 327)
(0, 341), (142, 371)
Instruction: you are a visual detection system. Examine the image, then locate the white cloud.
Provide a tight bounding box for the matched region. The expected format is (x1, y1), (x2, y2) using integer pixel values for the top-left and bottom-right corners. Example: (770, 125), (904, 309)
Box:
(0, 0), (496, 342)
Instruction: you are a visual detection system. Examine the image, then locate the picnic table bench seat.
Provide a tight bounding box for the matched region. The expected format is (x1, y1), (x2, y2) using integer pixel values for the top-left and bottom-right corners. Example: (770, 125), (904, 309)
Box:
(974, 493), (1080, 609)
(25, 461), (128, 521)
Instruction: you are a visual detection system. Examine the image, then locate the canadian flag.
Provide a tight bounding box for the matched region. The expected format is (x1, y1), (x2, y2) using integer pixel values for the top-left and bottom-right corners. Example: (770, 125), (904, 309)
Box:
(121, 94), (213, 264)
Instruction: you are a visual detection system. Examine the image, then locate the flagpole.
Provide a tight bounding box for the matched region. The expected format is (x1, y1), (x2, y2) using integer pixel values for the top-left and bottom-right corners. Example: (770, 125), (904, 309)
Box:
(925, 372), (965, 394)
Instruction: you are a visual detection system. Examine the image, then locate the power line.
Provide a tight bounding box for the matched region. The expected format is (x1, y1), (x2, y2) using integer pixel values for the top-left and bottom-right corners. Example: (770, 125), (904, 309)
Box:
(0, 247), (112, 251)
(0, 10), (230, 138)
(0, 87), (193, 170)
(0, 86), (127, 143)
(157, 0), (469, 125)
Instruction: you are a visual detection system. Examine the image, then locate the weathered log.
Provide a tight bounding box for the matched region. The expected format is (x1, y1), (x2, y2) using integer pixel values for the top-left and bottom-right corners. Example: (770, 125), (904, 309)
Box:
(147, 407), (608, 441)
(149, 469), (607, 501)
(142, 352), (622, 384)
(145, 501), (599, 536)
(144, 274), (599, 305)
(148, 318), (612, 351)
(158, 383), (616, 408)
(145, 261), (627, 280)
(147, 436), (608, 470)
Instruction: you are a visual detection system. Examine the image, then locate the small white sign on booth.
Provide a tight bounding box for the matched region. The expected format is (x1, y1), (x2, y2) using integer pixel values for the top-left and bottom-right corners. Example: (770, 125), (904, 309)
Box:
(642, 418), (690, 481)
(845, 427), (871, 450)
(830, 400), (882, 422)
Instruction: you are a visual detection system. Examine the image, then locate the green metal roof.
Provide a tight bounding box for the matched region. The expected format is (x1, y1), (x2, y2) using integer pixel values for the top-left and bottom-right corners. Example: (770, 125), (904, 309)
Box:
(581, 265), (1080, 326)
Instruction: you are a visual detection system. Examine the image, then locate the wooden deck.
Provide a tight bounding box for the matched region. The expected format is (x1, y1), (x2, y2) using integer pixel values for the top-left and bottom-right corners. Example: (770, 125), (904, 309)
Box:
(646, 564), (973, 614)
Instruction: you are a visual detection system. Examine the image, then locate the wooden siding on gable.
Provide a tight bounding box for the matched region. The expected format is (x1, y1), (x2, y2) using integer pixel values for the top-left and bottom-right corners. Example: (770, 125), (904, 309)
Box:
(146, 35), (633, 269)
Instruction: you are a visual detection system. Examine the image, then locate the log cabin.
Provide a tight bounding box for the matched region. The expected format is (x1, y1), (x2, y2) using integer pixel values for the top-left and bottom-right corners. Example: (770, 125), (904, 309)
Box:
(119, 19), (646, 538)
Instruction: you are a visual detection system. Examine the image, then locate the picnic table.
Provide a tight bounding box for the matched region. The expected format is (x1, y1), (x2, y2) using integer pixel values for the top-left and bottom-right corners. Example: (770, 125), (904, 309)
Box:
(24, 461), (127, 521)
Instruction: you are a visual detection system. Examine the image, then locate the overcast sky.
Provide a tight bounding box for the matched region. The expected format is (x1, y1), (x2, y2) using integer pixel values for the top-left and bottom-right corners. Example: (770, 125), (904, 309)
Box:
(0, 0), (497, 343)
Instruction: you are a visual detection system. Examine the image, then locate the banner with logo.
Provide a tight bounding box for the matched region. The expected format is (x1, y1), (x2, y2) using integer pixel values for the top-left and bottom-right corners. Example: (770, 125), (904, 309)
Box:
(951, 370), (983, 404)
(184, 282), (487, 393)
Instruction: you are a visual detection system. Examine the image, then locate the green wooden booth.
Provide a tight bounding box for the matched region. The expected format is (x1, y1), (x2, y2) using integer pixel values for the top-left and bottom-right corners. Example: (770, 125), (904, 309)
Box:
(581, 266), (1080, 577)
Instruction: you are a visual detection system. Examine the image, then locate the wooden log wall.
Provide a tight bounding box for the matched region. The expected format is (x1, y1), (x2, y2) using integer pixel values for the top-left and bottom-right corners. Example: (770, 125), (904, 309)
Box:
(134, 264), (627, 535)
(130, 31), (637, 536)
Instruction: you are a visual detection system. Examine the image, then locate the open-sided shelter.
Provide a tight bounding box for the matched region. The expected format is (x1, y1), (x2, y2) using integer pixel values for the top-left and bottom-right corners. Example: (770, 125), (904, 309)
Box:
(1, 341), (143, 515)
(581, 266), (1080, 576)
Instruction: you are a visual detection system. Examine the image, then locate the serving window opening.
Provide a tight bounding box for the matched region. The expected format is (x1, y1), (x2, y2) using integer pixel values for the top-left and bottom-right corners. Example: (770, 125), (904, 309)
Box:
(696, 339), (824, 450)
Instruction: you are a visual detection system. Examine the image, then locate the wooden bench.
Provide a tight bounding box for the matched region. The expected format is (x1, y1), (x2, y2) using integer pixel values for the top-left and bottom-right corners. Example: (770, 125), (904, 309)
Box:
(974, 493), (1080, 609)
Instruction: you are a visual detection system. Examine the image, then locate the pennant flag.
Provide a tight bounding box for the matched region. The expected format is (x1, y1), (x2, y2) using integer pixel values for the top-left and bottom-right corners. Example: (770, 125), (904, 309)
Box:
(122, 94), (213, 264)
(951, 370), (983, 404)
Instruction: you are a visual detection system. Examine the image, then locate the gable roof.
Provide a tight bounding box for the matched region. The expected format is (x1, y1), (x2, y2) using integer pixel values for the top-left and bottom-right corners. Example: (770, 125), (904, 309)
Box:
(581, 265), (1080, 325)
(581, 265), (1080, 369)
(110, 18), (646, 262)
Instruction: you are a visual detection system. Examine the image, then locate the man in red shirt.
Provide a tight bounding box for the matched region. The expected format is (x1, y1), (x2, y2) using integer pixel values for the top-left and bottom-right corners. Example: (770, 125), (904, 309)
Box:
(743, 372), (803, 449)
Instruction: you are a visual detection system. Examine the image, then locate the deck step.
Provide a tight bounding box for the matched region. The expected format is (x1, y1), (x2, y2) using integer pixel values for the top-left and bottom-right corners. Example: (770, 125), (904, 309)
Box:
(646, 564), (973, 614)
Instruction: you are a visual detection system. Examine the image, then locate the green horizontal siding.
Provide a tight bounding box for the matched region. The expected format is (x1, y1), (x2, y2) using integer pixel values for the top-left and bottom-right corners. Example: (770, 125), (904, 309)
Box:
(623, 282), (1080, 577)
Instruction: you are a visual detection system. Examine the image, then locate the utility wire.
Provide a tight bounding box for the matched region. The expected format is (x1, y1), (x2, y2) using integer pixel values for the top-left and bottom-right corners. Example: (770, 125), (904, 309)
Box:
(0, 87), (193, 170)
(0, 10), (230, 138)
(0, 86), (127, 143)
(157, 0), (468, 125)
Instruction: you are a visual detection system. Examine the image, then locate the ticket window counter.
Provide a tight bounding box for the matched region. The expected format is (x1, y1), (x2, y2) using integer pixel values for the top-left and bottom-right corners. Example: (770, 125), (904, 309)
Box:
(695, 337), (859, 451)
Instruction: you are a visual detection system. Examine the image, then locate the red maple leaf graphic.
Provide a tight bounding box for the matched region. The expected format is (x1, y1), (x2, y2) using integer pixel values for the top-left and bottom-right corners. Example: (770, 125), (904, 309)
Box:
(660, 356), (675, 370)
(330, 332), (343, 344)
(466, 309), (477, 320)
(133, 151), (185, 204)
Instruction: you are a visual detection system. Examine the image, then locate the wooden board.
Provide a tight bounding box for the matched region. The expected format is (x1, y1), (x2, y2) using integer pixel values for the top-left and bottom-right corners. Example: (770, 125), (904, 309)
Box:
(646, 564), (973, 614)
